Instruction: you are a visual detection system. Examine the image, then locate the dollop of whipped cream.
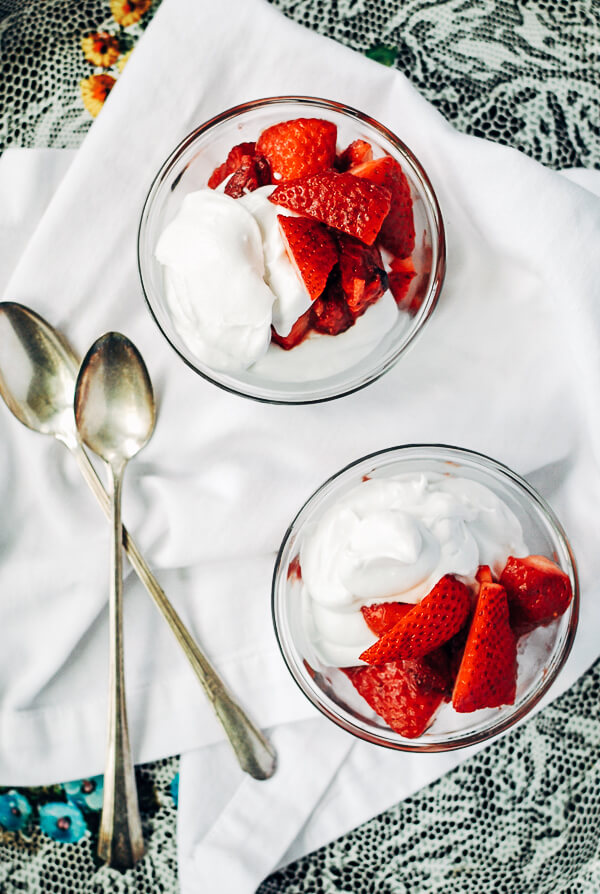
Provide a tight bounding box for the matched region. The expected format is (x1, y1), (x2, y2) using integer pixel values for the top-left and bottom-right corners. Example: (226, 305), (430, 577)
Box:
(155, 187), (312, 371)
(299, 472), (528, 666)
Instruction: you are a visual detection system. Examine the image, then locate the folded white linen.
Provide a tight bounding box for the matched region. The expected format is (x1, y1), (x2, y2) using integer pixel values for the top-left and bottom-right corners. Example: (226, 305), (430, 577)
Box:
(1, 0), (600, 890)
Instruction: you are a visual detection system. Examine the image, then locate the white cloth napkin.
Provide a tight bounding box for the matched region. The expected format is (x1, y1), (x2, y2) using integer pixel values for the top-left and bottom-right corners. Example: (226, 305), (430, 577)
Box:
(2, 0), (600, 890)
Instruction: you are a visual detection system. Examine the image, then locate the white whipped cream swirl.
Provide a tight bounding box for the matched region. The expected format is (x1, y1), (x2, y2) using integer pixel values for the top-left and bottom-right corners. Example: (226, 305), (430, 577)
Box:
(299, 473), (528, 666)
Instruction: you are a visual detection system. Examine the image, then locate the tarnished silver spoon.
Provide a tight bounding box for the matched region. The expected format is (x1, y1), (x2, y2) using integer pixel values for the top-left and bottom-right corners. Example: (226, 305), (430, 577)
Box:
(75, 332), (152, 868)
(0, 303), (276, 782)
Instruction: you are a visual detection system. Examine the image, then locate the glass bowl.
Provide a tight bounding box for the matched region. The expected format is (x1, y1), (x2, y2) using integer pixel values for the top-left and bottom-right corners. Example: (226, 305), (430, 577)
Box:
(272, 445), (579, 751)
(138, 96), (445, 404)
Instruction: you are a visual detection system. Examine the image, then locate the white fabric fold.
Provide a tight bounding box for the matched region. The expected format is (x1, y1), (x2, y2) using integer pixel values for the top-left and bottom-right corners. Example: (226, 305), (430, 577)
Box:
(1, 0), (600, 890)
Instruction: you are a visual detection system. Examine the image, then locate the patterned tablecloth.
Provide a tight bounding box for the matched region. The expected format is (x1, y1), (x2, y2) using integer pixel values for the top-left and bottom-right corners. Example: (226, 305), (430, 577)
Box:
(0, 1), (599, 892)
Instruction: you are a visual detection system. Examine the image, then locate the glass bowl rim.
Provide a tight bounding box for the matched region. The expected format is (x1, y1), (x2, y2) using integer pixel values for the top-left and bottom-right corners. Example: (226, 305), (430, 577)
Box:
(137, 95), (447, 405)
(271, 442), (580, 752)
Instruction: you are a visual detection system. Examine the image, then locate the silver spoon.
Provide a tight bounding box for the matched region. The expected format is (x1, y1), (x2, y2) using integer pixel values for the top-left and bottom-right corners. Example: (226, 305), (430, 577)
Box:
(0, 302), (276, 779)
(75, 331), (153, 868)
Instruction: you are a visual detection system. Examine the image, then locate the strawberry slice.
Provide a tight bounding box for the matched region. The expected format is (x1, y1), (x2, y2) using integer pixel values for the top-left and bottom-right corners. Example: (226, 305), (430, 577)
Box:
(499, 555), (573, 636)
(270, 305), (313, 350)
(337, 234), (389, 318)
(361, 602), (413, 637)
(311, 276), (355, 336)
(277, 215), (338, 301)
(207, 142), (258, 189)
(475, 565), (494, 585)
(452, 581), (517, 712)
(224, 154), (271, 198)
(388, 256), (417, 310)
(336, 139), (373, 171)
(270, 171), (391, 246)
(350, 156), (415, 258)
(359, 575), (471, 664)
(343, 658), (448, 738)
(256, 118), (337, 181)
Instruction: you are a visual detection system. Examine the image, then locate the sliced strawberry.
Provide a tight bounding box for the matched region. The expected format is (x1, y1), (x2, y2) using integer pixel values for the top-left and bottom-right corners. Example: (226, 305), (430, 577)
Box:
(350, 156), (415, 258)
(361, 602), (413, 637)
(343, 658), (447, 738)
(337, 234), (388, 318)
(388, 256), (417, 310)
(311, 276), (355, 336)
(224, 154), (271, 198)
(336, 139), (373, 171)
(476, 565), (494, 585)
(359, 575), (471, 664)
(207, 142), (258, 189)
(499, 555), (573, 636)
(256, 118), (337, 181)
(452, 582), (517, 712)
(270, 305), (313, 350)
(270, 171), (391, 245)
(277, 215), (338, 301)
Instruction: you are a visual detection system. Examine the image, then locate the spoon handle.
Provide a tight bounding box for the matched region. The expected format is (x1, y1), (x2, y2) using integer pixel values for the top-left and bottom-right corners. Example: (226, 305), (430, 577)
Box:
(98, 464), (145, 869)
(70, 441), (277, 781)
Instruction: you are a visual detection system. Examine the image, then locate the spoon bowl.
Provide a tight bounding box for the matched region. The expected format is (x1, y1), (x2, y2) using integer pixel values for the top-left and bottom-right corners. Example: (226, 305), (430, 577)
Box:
(0, 303), (79, 443)
(75, 333), (155, 466)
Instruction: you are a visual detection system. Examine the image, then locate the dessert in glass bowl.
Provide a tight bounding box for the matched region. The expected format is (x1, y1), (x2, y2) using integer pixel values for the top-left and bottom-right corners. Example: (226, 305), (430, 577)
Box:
(138, 97), (445, 403)
(272, 446), (578, 751)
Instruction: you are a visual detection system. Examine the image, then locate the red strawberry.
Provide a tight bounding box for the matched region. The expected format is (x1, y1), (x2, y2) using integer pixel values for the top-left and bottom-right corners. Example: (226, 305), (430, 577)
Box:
(388, 256), (417, 310)
(311, 276), (355, 336)
(359, 575), (471, 664)
(224, 154), (271, 198)
(452, 582), (517, 712)
(499, 555), (573, 636)
(207, 142), (258, 189)
(256, 118), (337, 181)
(270, 171), (391, 245)
(270, 305), (313, 350)
(350, 156), (415, 258)
(343, 658), (447, 738)
(361, 602), (413, 637)
(277, 215), (338, 300)
(336, 139), (373, 171)
(475, 565), (494, 585)
(337, 234), (389, 318)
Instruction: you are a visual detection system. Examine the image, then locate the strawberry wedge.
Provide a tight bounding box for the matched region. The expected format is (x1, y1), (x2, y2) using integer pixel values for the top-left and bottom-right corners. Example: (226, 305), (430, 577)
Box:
(256, 118), (337, 181)
(361, 602), (413, 637)
(499, 554), (573, 636)
(270, 171), (391, 245)
(343, 657), (448, 738)
(277, 215), (338, 301)
(359, 575), (471, 664)
(350, 156), (415, 258)
(452, 582), (517, 712)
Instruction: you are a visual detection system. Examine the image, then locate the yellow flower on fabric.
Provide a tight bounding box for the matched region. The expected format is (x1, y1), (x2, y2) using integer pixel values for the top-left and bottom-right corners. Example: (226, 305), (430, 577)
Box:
(110, 0), (152, 27)
(80, 74), (116, 118)
(81, 32), (121, 67)
(116, 48), (133, 72)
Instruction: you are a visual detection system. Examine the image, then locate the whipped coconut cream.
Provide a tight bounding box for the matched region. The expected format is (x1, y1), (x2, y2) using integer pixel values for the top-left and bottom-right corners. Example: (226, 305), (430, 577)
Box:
(238, 186), (312, 336)
(156, 190), (273, 371)
(155, 186), (400, 377)
(299, 472), (528, 666)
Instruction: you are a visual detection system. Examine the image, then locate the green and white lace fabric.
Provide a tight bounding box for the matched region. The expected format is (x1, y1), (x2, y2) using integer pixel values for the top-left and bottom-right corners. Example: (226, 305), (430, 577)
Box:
(0, 1), (599, 892)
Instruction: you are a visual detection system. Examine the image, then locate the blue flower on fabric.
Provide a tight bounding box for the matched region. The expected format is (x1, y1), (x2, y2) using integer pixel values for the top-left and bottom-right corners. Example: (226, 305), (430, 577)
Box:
(0, 790), (32, 831)
(39, 802), (88, 843)
(63, 775), (104, 812)
(170, 773), (179, 808)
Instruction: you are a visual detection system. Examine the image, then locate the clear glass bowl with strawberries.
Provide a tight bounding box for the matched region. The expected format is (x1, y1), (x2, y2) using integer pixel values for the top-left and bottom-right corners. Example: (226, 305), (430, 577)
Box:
(272, 445), (579, 751)
(138, 97), (445, 403)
